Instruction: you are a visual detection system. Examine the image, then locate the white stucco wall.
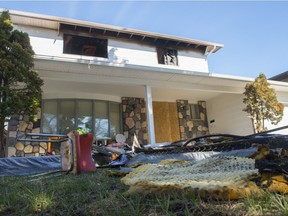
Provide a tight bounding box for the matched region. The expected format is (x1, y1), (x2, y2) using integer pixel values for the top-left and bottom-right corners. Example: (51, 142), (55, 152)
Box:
(207, 92), (288, 135)
(108, 40), (209, 72)
(15, 25), (209, 73)
(206, 93), (253, 135)
(178, 49), (208, 72)
(264, 105), (288, 134)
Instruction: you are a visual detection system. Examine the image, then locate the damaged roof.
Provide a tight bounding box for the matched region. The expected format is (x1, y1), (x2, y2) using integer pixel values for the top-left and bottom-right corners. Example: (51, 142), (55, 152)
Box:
(4, 9), (224, 54)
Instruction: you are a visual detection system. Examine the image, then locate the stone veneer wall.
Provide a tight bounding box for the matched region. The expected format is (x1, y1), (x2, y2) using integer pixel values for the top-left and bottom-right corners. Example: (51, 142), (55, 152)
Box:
(122, 98), (209, 145)
(7, 99), (209, 156)
(122, 97), (148, 146)
(176, 100), (209, 140)
(6, 111), (48, 157)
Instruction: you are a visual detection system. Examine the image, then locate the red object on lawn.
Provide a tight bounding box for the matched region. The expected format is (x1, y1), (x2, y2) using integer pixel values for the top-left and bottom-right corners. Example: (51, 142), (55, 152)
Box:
(75, 133), (96, 173)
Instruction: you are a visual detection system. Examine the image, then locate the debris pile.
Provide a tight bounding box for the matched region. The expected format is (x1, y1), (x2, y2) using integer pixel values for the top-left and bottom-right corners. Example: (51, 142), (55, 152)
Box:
(121, 157), (261, 200)
(98, 128), (288, 200)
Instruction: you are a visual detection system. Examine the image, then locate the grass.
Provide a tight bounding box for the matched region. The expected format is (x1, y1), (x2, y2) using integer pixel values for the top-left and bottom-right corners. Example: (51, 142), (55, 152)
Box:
(0, 170), (288, 215)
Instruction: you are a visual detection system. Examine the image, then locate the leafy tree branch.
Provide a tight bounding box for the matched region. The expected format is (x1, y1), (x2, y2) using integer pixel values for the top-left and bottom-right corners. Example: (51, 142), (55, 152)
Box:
(243, 73), (283, 133)
(0, 10), (43, 157)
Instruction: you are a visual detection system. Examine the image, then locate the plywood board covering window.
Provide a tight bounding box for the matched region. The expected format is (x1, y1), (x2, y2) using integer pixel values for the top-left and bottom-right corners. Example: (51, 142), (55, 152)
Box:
(153, 102), (180, 143)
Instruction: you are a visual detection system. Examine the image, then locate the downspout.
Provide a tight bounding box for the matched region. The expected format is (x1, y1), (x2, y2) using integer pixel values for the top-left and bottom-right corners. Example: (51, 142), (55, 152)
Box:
(205, 45), (217, 60)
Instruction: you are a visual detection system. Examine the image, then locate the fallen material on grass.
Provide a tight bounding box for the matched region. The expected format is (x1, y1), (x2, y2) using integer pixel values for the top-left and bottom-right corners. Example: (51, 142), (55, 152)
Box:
(260, 172), (288, 193)
(0, 155), (61, 176)
(121, 156), (262, 200)
(104, 147), (258, 177)
(255, 147), (288, 194)
(119, 143), (288, 200)
(125, 147), (258, 167)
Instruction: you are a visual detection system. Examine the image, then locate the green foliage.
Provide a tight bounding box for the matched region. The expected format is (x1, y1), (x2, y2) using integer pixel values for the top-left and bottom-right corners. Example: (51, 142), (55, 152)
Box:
(244, 191), (288, 215)
(77, 127), (88, 135)
(243, 73), (284, 133)
(0, 172), (287, 215)
(0, 10), (43, 156)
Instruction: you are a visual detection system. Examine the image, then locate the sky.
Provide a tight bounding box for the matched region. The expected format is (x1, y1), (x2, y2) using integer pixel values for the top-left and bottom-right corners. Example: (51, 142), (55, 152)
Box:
(1, 0), (288, 79)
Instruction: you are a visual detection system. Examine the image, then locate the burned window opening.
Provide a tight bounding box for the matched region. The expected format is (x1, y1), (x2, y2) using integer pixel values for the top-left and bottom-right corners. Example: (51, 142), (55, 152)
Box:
(63, 34), (108, 58)
(157, 47), (178, 66)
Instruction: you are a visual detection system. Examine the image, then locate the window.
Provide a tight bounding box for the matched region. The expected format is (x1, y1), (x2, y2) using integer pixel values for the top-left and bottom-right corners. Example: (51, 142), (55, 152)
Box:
(109, 102), (121, 138)
(190, 104), (200, 119)
(157, 47), (178, 65)
(94, 101), (109, 138)
(42, 100), (57, 134)
(59, 100), (76, 134)
(41, 99), (121, 138)
(77, 101), (92, 133)
(63, 34), (108, 58)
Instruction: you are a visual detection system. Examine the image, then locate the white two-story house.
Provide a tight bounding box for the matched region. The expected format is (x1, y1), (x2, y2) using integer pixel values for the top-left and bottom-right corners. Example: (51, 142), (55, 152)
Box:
(4, 9), (288, 157)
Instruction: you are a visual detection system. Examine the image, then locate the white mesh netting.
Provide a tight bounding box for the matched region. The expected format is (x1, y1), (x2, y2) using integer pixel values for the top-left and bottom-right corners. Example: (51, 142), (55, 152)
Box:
(121, 156), (259, 195)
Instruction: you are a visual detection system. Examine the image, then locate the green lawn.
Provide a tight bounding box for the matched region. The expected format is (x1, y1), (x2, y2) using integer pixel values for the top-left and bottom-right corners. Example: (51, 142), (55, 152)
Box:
(1, 170), (288, 215)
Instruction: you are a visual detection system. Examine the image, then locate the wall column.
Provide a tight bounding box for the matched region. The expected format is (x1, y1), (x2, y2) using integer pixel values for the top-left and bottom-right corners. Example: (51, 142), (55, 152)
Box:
(176, 99), (209, 140)
(122, 97), (148, 146)
(145, 85), (156, 145)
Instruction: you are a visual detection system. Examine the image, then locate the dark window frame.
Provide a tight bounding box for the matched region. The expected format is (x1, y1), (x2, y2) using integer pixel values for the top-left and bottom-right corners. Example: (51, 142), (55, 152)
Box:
(156, 47), (178, 66)
(63, 34), (108, 58)
(190, 104), (201, 120)
(41, 99), (122, 138)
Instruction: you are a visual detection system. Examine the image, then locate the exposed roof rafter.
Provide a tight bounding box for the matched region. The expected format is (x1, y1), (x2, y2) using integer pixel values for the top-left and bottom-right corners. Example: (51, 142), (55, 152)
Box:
(6, 9), (224, 53)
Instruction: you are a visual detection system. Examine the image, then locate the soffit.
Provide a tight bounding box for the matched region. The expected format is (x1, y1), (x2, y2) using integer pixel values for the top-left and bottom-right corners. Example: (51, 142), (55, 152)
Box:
(42, 79), (221, 102)
(35, 58), (288, 101)
(59, 23), (220, 53)
(33, 58), (248, 95)
(6, 9), (223, 53)
(9, 11), (58, 30)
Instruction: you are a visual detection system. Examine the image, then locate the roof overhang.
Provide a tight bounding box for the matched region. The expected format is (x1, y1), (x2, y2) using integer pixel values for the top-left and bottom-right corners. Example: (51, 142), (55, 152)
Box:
(4, 9), (223, 53)
(32, 54), (288, 102)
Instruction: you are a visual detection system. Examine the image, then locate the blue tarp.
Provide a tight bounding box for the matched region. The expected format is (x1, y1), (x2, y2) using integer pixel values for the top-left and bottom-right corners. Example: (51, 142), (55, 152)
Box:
(0, 155), (61, 176)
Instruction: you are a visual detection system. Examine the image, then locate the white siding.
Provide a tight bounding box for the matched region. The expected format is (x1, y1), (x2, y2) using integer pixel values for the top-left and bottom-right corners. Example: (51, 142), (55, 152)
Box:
(30, 36), (63, 56)
(207, 92), (288, 136)
(108, 40), (209, 72)
(206, 94), (253, 135)
(178, 49), (209, 72)
(15, 25), (209, 73)
(108, 40), (157, 66)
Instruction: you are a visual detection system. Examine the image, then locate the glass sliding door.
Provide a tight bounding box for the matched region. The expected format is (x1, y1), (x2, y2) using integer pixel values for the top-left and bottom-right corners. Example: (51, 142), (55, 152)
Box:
(42, 100), (58, 134)
(41, 99), (121, 137)
(94, 101), (109, 138)
(76, 100), (92, 133)
(109, 102), (121, 138)
(59, 100), (76, 134)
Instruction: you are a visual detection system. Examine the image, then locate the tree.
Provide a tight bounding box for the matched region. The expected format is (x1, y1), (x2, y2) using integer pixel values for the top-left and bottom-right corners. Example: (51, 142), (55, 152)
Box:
(0, 10), (43, 157)
(243, 73), (284, 133)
